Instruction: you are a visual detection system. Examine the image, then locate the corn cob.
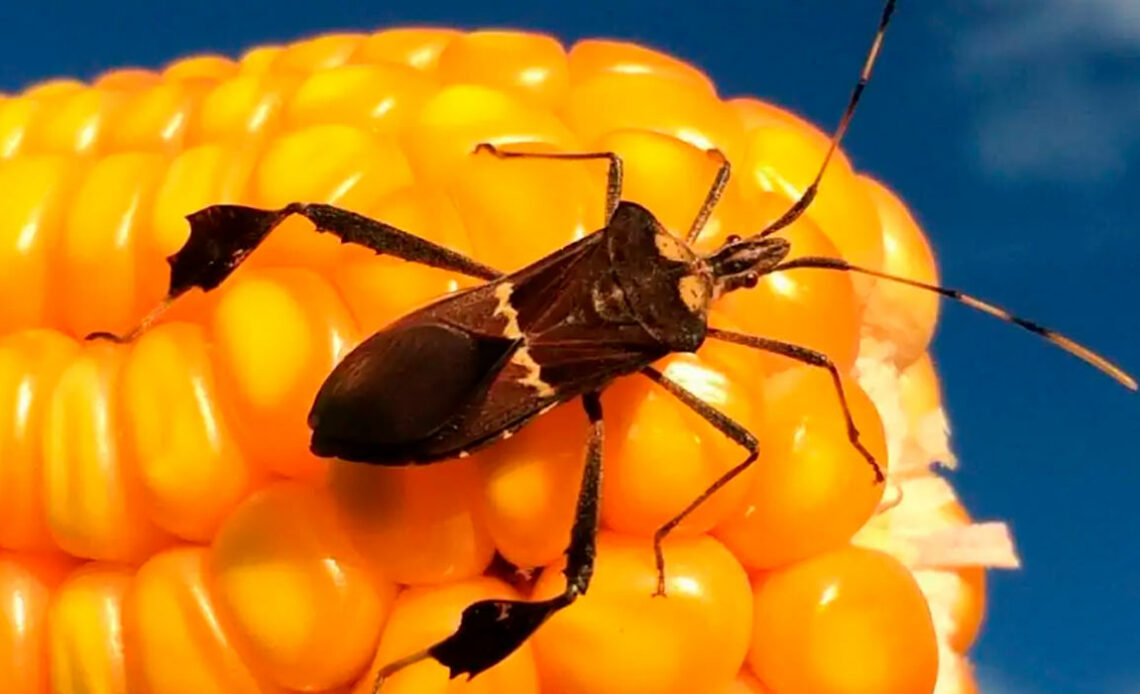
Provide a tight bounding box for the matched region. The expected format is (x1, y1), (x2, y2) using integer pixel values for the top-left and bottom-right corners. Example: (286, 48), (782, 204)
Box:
(0, 28), (1016, 694)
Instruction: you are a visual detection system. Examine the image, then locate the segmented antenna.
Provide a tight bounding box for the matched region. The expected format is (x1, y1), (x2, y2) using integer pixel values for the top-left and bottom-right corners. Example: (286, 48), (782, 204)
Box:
(776, 255), (1138, 390)
(757, 0), (897, 239)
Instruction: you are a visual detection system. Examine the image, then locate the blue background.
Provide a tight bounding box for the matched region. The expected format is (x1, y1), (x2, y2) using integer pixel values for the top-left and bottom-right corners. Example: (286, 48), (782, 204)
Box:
(4, 2), (1137, 692)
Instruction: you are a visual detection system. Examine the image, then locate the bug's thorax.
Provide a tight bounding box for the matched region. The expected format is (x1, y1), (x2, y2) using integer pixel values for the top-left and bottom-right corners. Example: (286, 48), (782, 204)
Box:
(604, 201), (713, 352)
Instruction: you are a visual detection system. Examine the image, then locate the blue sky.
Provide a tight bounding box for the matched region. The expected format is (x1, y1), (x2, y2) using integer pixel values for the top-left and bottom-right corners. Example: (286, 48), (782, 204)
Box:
(3, 2), (1137, 692)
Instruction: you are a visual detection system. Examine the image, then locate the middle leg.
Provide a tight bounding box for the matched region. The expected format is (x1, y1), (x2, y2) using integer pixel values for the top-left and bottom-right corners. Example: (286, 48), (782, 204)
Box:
(639, 366), (759, 597)
(473, 143), (624, 222)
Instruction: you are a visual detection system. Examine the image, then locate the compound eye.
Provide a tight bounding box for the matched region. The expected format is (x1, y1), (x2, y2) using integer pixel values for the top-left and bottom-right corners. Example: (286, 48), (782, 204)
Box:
(726, 234), (742, 244)
(742, 273), (759, 289)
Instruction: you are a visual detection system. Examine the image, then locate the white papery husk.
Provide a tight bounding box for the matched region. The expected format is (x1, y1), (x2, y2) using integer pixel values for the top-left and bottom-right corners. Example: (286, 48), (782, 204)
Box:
(852, 335), (1019, 694)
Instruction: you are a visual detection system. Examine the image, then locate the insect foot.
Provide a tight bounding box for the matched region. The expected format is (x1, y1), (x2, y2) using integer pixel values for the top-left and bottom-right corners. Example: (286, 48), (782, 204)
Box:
(431, 597), (569, 678)
(371, 595), (572, 692)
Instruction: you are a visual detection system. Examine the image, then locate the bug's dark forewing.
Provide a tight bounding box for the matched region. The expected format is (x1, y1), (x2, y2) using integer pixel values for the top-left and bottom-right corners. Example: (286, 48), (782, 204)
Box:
(308, 323), (519, 462)
(309, 228), (670, 465)
(413, 228), (671, 460)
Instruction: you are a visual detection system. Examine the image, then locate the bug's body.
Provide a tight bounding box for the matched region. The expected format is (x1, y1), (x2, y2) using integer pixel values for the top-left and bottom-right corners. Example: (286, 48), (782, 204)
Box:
(308, 200), (785, 466)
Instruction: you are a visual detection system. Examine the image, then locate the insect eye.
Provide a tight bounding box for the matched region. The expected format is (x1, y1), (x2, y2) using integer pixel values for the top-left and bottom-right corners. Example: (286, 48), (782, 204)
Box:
(742, 273), (759, 289)
(726, 234), (742, 244)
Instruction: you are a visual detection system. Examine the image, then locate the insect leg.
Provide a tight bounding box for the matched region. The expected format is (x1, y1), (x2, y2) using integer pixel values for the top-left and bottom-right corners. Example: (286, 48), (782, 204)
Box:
(756, 0), (897, 239)
(705, 327), (884, 482)
(87, 203), (503, 343)
(370, 392), (605, 689)
(771, 256), (1138, 390)
(473, 142), (624, 222)
(684, 148), (731, 244)
(639, 366), (759, 597)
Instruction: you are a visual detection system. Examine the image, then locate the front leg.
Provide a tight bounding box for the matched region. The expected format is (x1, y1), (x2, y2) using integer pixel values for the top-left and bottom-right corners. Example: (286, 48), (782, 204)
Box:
(370, 392), (605, 690)
(640, 366), (759, 597)
(706, 327), (884, 483)
(88, 203), (503, 343)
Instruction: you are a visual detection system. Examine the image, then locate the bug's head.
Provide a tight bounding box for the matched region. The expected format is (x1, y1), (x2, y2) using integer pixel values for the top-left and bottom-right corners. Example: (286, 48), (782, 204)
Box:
(705, 235), (791, 296)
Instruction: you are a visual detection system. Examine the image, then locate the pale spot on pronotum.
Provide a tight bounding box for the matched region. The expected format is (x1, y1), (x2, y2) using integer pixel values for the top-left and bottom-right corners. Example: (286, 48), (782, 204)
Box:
(493, 281), (522, 338)
(654, 233), (691, 262)
(678, 274), (710, 313)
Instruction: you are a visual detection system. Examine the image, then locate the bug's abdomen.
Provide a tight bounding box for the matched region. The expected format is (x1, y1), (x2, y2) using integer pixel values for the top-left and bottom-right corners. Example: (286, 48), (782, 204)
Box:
(308, 321), (520, 464)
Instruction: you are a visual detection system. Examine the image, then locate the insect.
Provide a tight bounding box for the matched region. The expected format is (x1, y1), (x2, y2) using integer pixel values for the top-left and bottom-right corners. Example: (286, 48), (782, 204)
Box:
(88, 0), (1135, 689)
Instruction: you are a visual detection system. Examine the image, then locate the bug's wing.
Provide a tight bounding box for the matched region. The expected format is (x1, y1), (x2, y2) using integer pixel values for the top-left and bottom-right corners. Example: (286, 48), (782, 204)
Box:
(308, 322), (519, 463)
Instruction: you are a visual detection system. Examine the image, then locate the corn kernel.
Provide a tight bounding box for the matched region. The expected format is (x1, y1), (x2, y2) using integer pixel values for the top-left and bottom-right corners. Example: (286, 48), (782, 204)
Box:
(533, 532), (753, 694)
(0, 553), (72, 694)
(748, 546), (939, 694)
(569, 39), (717, 95)
(715, 365), (887, 569)
(437, 31), (570, 110)
(121, 323), (259, 541)
(0, 330), (79, 552)
(130, 547), (273, 694)
(353, 28), (461, 72)
(210, 482), (395, 690)
(48, 564), (137, 694)
(43, 344), (172, 562)
(61, 151), (167, 338)
(860, 175), (941, 367)
(328, 457), (496, 585)
(0, 155), (80, 333)
(210, 268), (359, 478)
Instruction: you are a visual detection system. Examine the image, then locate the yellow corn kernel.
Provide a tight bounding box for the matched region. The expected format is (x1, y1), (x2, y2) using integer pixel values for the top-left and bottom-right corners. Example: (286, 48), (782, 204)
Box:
(0, 96), (39, 159)
(162, 55), (238, 84)
(0, 155), (80, 334)
(61, 151), (167, 338)
(353, 28), (460, 72)
(285, 63), (437, 135)
(48, 564), (136, 694)
(121, 323), (259, 542)
(0, 331), (79, 551)
(210, 268), (359, 478)
(566, 71), (748, 167)
(328, 457), (497, 585)
(568, 39), (717, 95)
(210, 482), (396, 690)
(107, 80), (210, 152)
(403, 84), (579, 183)
(43, 344), (171, 562)
(447, 141), (604, 271)
(436, 31), (570, 110)
(273, 33), (367, 73)
(250, 123), (414, 269)
(130, 547), (276, 694)
(0, 554), (71, 694)
(190, 71), (302, 144)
